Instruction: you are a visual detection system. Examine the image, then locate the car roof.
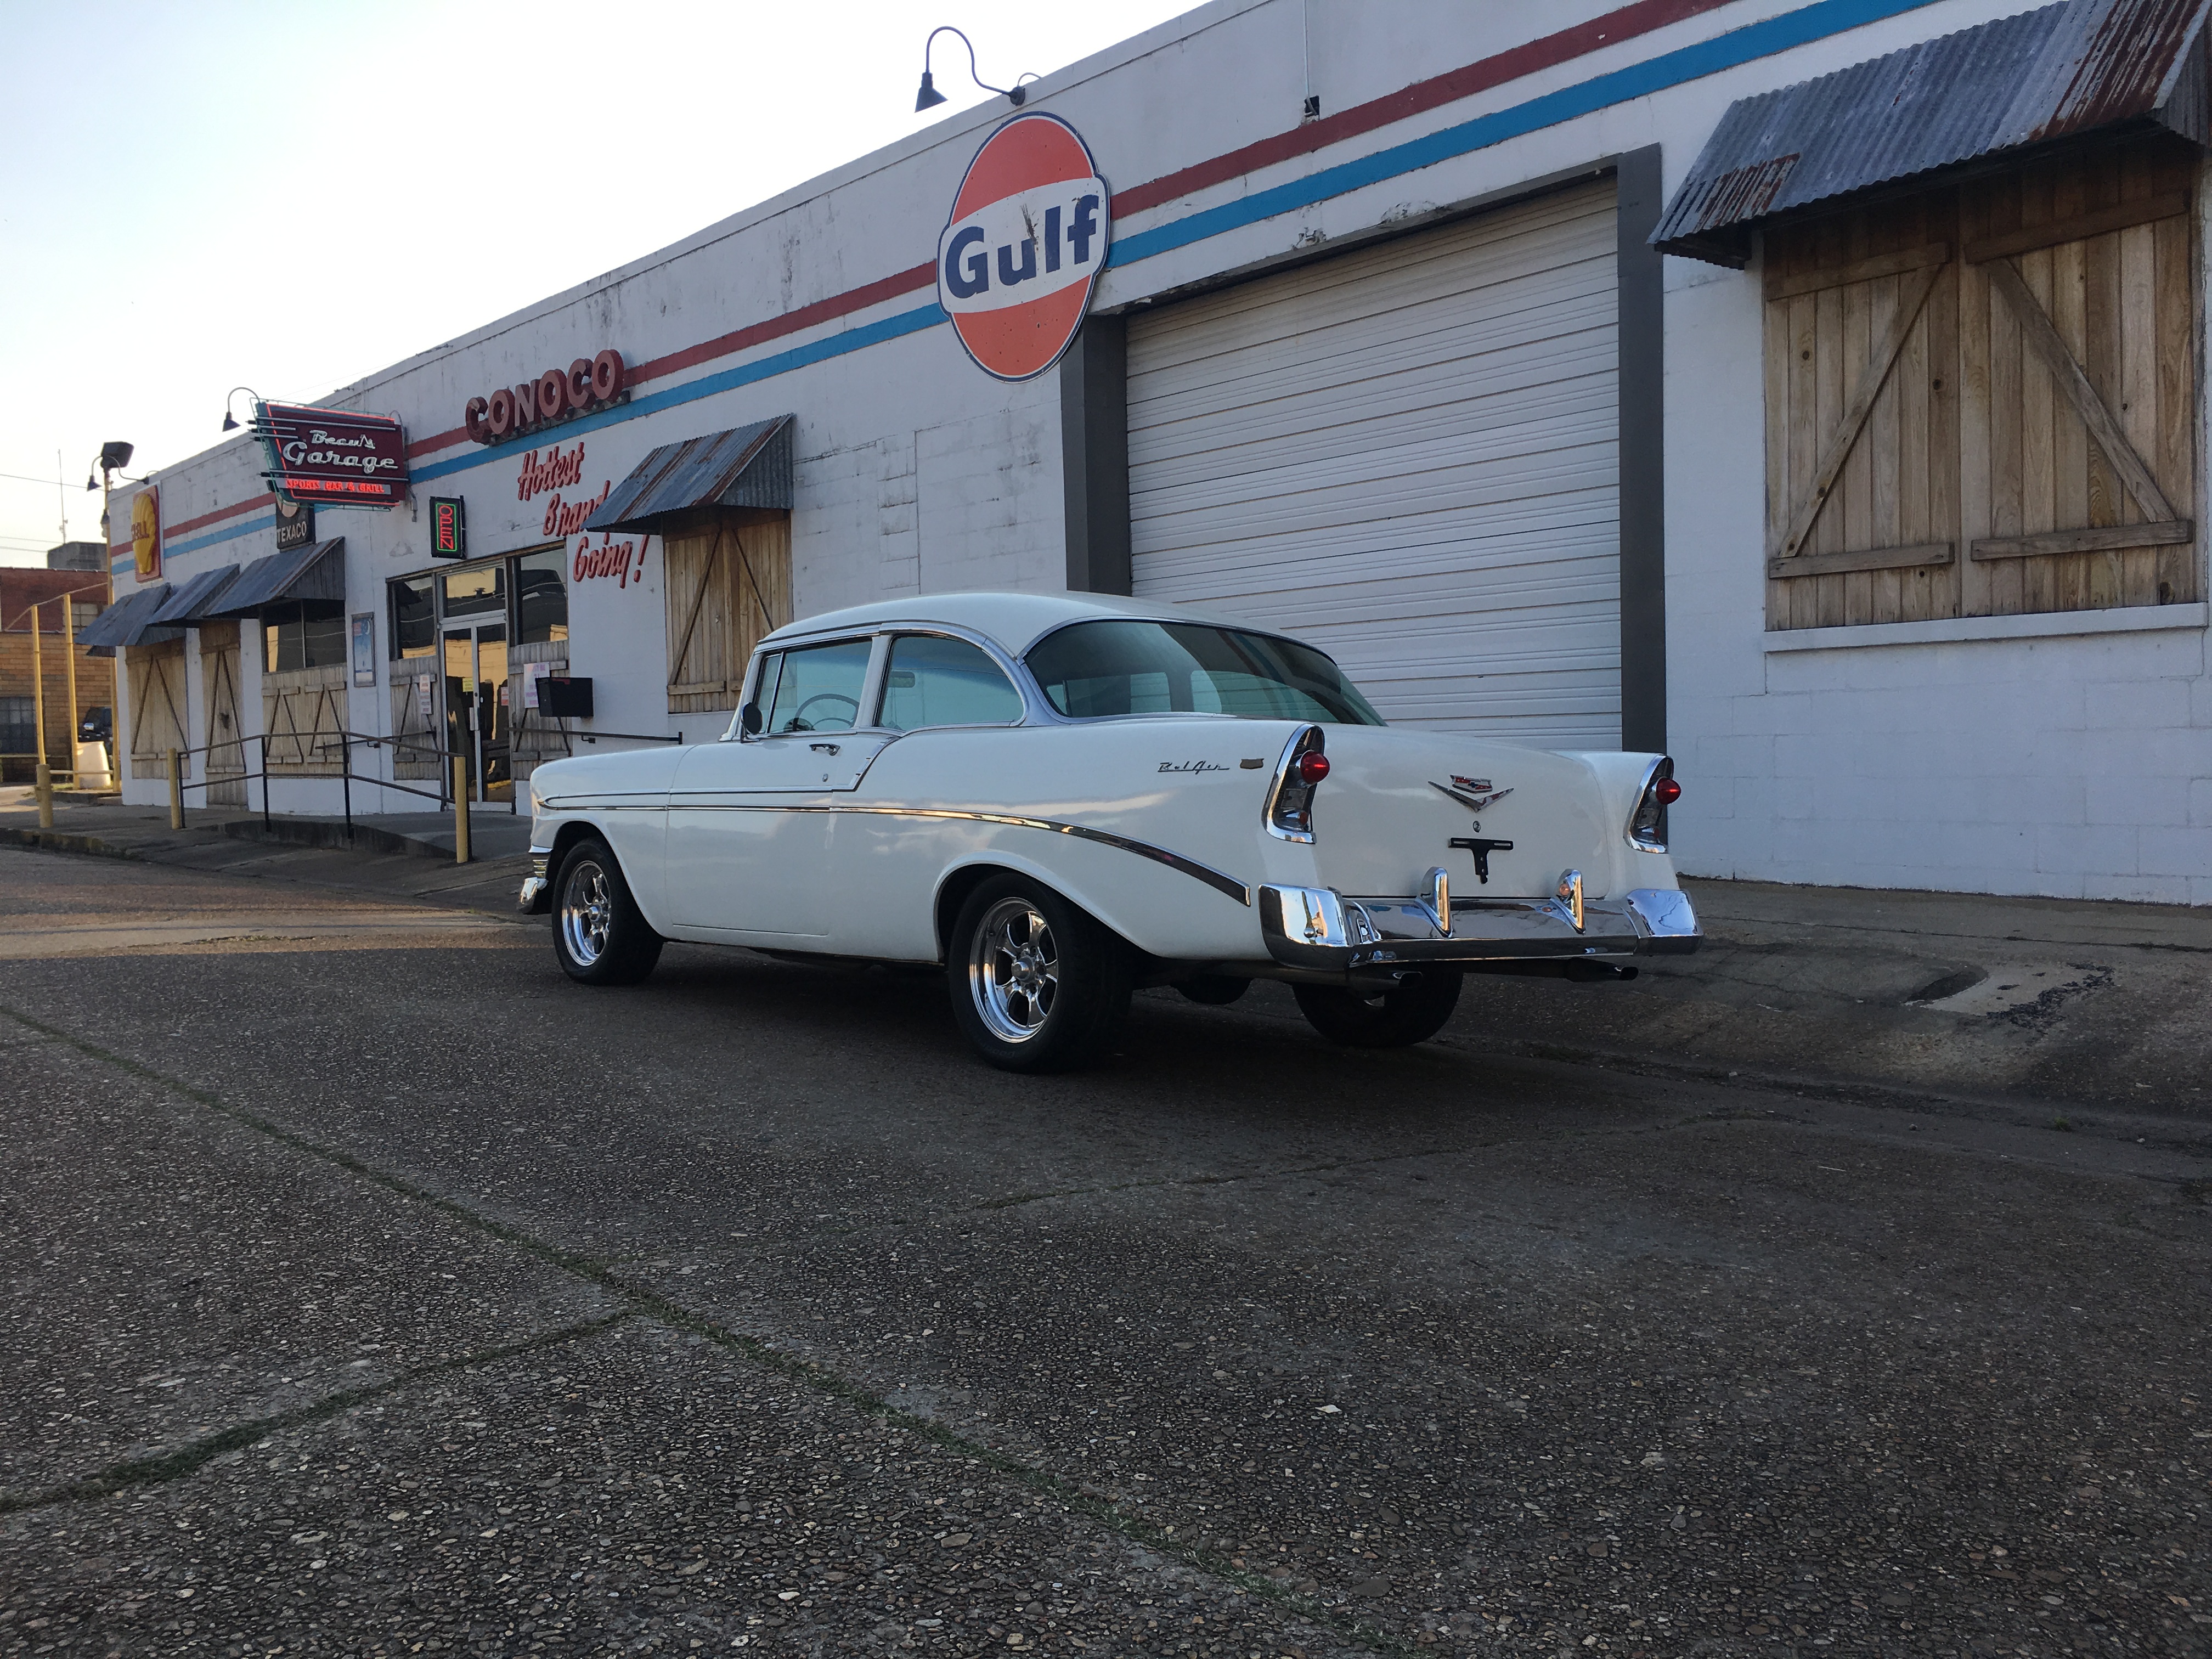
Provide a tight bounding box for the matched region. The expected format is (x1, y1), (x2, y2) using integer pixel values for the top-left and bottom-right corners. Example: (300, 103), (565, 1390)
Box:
(758, 590), (1270, 656)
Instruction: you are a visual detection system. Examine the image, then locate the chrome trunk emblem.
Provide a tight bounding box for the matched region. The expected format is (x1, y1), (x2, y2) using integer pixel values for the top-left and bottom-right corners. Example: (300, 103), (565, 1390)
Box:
(1431, 778), (1514, 814)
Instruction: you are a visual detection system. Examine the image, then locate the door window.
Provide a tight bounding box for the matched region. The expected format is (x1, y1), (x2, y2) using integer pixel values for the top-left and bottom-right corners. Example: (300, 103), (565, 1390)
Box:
(761, 639), (871, 734)
(878, 635), (1023, 731)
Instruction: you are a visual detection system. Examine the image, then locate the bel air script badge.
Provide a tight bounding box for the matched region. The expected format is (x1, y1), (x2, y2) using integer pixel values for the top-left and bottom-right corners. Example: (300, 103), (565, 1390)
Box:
(1159, 760), (1229, 774)
(1430, 776), (1514, 814)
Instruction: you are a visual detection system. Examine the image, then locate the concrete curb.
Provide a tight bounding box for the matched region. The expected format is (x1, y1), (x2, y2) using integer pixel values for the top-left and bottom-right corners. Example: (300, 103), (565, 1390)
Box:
(216, 817), (453, 861)
(0, 826), (140, 861)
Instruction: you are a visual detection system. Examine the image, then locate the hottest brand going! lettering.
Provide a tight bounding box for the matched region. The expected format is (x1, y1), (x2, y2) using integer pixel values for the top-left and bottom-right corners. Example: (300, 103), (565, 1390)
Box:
(516, 442), (587, 503)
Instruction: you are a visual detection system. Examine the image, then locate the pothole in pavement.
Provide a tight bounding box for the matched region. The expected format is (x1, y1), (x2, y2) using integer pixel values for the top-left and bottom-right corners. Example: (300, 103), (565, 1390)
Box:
(1908, 963), (2109, 1018)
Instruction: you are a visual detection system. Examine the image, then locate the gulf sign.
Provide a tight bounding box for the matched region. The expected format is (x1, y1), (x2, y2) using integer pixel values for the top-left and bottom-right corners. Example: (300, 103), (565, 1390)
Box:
(937, 113), (1110, 382)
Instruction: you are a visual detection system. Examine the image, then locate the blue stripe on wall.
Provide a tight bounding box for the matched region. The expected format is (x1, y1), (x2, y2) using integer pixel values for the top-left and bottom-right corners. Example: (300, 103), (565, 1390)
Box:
(1107, 0), (1944, 268)
(158, 0), (1944, 524)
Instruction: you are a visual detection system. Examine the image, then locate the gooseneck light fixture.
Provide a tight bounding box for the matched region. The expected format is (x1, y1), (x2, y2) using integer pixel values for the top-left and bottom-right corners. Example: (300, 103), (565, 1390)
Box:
(915, 25), (1030, 111)
(220, 387), (262, 433)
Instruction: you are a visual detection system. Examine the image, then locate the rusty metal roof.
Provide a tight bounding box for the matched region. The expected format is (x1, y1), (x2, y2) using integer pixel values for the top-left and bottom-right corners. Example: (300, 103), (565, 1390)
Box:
(206, 539), (346, 617)
(75, 583), (178, 654)
(149, 563), (240, 626)
(1653, 0), (2212, 266)
(583, 415), (793, 535)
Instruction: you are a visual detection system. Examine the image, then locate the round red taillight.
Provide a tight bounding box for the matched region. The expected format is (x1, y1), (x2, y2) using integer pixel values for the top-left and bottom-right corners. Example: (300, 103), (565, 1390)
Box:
(1295, 752), (1331, 785)
(1654, 776), (1682, 806)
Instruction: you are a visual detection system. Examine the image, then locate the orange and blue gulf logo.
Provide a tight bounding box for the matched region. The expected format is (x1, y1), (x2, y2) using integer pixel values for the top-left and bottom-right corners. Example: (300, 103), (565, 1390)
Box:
(936, 112), (1110, 382)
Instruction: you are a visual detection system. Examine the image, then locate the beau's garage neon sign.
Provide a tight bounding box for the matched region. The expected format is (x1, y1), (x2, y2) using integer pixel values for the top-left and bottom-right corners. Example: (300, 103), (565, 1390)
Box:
(464, 349), (627, 445)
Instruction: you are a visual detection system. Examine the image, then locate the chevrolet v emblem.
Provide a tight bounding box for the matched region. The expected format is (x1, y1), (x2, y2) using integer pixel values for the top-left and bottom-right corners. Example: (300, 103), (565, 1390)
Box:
(1431, 778), (1514, 814)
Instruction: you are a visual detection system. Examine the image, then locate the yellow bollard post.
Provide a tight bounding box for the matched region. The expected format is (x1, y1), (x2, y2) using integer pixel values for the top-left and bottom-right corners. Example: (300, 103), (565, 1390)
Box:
(453, 754), (471, 864)
(168, 749), (185, 830)
(35, 761), (53, 828)
(62, 588), (81, 785)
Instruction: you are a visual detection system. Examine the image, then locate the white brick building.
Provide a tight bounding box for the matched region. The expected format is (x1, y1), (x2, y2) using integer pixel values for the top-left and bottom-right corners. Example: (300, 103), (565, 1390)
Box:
(93, 0), (2212, 902)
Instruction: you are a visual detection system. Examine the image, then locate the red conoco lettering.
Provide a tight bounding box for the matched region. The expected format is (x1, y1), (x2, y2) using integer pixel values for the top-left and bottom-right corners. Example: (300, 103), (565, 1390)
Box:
(568, 359), (594, 409)
(591, 349), (625, 403)
(487, 389), (515, 439)
(464, 397), (489, 444)
(537, 369), (568, 422)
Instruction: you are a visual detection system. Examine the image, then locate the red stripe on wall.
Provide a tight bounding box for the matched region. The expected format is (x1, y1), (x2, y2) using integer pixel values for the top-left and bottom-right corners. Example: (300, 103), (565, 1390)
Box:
(1112, 0), (1737, 217)
(405, 262), (941, 458)
(249, 0), (1735, 494)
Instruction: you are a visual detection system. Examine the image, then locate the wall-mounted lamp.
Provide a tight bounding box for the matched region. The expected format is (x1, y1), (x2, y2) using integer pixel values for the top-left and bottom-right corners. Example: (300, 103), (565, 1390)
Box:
(915, 25), (1031, 112)
(220, 387), (261, 433)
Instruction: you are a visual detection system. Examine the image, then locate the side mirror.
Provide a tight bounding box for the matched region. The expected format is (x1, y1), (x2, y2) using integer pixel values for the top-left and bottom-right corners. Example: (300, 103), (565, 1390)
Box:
(739, 702), (763, 736)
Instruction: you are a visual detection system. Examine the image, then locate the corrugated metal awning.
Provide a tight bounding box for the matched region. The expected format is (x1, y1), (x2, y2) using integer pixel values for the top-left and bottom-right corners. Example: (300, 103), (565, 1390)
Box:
(583, 416), (793, 535)
(149, 563), (241, 626)
(1652, 0), (2212, 266)
(76, 584), (179, 655)
(205, 539), (346, 617)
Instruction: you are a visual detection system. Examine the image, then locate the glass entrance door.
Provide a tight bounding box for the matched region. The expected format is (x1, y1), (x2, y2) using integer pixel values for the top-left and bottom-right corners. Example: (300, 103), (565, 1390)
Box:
(442, 624), (512, 806)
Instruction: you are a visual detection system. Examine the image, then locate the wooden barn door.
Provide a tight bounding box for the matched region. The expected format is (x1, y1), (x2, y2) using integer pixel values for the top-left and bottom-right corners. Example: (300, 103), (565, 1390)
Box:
(126, 641), (188, 780)
(662, 510), (791, 715)
(200, 622), (246, 806)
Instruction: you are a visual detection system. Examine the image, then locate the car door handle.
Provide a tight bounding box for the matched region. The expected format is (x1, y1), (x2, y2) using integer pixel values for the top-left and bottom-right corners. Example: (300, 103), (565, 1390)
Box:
(810, 742), (840, 755)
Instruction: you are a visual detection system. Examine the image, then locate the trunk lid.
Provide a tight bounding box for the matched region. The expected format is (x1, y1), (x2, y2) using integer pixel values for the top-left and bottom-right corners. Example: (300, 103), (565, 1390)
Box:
(1308, 727), (1612, 900)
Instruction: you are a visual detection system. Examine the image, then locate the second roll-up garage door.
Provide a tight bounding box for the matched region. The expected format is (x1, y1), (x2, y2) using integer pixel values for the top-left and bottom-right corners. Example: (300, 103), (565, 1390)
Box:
(1127, 180), (1622, 746)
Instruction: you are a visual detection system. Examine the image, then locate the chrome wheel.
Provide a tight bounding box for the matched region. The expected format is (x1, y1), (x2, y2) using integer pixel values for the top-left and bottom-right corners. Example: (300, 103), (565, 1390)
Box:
(968, 896), (1059, 1044)
(560, 859), (612, 968)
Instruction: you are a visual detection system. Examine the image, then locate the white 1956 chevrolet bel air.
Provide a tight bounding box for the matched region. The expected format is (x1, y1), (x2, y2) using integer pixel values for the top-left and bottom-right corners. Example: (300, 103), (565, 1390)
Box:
(520, 591), (1698, 1070)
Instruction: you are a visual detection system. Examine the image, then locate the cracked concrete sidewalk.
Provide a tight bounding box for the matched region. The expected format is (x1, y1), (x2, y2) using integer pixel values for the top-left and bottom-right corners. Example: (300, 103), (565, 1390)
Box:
(7, 788), (2208, 1126)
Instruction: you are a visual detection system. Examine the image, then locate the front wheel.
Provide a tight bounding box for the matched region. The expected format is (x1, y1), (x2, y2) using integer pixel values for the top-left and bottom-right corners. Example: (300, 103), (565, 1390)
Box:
(1292, 970), (1462, 1048)
(552, 837), (663, 986)
(949, 876), (1132, 1073)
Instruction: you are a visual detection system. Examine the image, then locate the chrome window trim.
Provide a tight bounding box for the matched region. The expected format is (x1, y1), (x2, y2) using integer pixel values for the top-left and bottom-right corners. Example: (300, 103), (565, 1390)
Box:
(872, 627), (1037, 731)
(729, 633), (889, 744)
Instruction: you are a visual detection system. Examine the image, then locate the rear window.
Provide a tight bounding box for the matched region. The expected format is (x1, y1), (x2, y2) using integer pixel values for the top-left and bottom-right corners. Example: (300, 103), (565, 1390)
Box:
(1025, 620), (1384, 725)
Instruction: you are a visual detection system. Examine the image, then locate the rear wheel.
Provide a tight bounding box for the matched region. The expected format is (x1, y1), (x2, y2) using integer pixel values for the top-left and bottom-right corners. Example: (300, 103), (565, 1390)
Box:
(552, 837), (663, 986)
(950, 876), (1132, 1073)
(1292, 970), (1462, 1048)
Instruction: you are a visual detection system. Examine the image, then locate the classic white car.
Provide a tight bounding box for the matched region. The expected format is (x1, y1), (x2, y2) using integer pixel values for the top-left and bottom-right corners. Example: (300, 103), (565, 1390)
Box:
(521, 591), (1698, 1070)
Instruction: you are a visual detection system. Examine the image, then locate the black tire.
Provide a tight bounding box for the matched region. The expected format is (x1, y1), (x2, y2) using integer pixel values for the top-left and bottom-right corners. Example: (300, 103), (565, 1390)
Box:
(552, 837), (663, 986)
(1292, 969), (1463, 1048)
(949, 875), (1132, 1073)
(1173, 974), (1251, 1007)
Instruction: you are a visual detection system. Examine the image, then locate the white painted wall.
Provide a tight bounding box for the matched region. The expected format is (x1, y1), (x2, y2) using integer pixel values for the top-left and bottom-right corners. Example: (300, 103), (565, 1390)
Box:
(109, 0), (2212, 902)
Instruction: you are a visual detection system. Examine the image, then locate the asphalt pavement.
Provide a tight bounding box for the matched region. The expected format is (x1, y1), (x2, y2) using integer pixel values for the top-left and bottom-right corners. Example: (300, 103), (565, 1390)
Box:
(1, 843), (2207, 1658)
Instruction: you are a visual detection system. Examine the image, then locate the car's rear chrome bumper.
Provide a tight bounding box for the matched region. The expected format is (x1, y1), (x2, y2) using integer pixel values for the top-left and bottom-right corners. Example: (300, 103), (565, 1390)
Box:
(1259, 883), (1700, 971)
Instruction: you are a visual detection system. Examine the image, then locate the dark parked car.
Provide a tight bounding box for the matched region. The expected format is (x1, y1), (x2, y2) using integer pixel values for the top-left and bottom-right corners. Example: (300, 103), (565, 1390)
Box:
(79, 706), (112, 744)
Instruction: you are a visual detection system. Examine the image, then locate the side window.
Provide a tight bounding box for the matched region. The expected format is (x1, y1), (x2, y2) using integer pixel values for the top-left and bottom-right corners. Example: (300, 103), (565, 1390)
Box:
(879, 635), (1024, 731)
(762, 638), (872, 733)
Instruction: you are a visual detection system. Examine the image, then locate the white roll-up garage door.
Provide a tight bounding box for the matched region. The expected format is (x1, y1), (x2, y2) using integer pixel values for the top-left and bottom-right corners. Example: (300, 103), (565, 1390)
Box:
(1127, 180), (1621, 746)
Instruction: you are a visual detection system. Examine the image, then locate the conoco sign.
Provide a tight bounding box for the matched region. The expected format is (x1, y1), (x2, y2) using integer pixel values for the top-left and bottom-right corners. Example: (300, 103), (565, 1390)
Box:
(465, 349), (627, 445)
(937, 113), (1109, 382)
(254, 403), (409, 506)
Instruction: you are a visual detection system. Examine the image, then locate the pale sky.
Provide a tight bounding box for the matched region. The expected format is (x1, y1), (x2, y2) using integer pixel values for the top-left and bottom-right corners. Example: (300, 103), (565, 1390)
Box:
(0, 0), (1194, 565)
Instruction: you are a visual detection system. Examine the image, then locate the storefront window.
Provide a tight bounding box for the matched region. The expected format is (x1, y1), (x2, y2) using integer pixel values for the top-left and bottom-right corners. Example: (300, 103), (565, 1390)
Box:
(441, 563), (505, 618)
(263, 600), (347, 674)
(516, 548), (569, 645)
(390, 574), (436, 659)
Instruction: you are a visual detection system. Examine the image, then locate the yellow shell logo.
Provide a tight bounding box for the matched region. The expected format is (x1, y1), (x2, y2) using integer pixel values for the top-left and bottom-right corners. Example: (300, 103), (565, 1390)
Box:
(132, 490), (160, 582)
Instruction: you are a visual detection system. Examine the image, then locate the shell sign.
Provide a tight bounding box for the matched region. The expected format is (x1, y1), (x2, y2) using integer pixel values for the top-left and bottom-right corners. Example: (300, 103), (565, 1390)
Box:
(936, 112), (1110, 382)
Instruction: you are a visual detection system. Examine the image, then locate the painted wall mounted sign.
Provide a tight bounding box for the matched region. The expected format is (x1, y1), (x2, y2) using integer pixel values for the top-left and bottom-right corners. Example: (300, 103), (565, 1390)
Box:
(430, 497), (466, 560)
(464, 349), (628, 445)
(131, 487), (161, 583)
(937, 112), (1110, 382)
(254, 403), (410, 506)
(274, 494), (316, 552)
